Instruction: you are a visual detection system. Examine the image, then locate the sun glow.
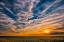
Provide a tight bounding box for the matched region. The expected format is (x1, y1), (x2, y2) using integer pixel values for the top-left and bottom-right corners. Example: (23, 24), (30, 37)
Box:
(44, 30), (50, 34)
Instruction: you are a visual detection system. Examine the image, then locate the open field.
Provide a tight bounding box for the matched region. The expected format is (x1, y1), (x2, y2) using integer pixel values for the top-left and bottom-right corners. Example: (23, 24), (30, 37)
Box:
(0, 36), (64, 42)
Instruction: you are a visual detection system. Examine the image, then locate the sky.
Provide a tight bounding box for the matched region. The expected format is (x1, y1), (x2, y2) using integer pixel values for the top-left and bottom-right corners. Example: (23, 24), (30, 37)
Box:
(0, 0), (64, 36)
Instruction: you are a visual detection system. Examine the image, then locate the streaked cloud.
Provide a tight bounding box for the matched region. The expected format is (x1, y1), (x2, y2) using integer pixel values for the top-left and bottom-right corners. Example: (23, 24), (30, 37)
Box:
(0, 0), (64, 36)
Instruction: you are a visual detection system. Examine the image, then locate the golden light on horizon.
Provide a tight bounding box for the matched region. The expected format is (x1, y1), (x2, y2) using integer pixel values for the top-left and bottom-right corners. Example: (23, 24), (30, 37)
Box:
(44, 30), (50, 34)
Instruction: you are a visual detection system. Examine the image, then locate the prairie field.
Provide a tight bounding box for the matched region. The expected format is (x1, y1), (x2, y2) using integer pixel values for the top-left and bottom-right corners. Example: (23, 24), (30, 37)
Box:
(0, 36), (64, 42)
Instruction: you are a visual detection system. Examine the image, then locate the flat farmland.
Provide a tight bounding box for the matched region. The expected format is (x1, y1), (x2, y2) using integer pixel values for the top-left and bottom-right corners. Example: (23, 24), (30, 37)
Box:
(0, 36), (64, 42)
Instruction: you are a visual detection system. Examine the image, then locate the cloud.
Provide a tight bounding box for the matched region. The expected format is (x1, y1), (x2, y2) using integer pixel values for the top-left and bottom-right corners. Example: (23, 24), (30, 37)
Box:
(0, 0), (64, 36)
(54, 28), (64, 30)
(53, 22), (64, 30)
(50, 32), (64, 35)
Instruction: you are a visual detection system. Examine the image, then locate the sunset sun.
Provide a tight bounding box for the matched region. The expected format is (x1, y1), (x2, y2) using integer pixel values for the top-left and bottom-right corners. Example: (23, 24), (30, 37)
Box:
(44, 30), (50, 34)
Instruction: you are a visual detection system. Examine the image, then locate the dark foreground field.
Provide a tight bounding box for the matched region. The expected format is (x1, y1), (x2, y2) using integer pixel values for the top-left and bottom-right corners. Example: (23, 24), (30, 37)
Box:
(0, 36), (64, 42)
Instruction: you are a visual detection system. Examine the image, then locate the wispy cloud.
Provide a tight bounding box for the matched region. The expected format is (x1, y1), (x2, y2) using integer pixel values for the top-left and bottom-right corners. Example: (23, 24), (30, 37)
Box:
(0, 0), (64, 36)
